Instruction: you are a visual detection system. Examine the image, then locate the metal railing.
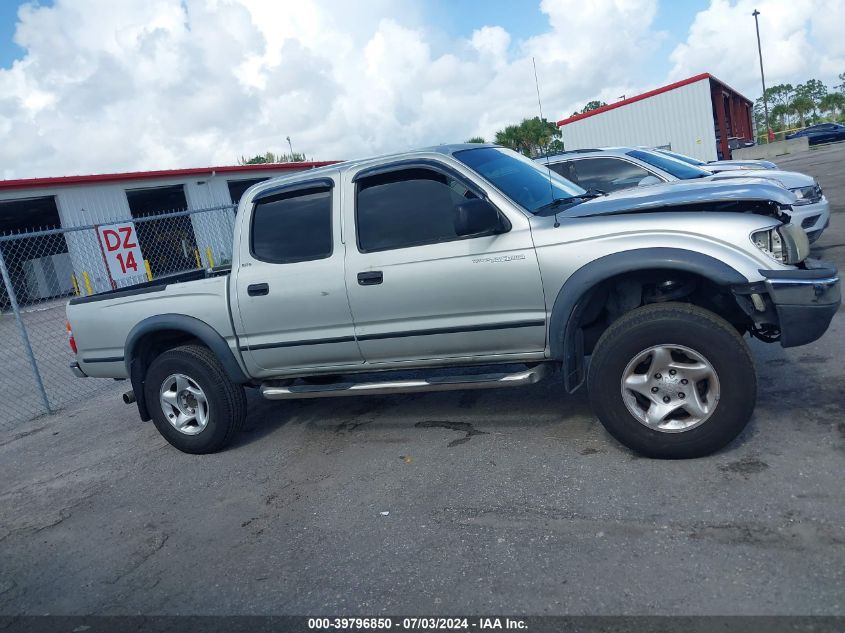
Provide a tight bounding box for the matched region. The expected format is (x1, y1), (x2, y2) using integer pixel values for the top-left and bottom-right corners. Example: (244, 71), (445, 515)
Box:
(0, 203), (237, 428)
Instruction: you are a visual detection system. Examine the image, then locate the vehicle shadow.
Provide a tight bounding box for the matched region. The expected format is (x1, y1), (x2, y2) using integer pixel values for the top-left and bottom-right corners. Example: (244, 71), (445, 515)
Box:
(229, 329), (845, 458)
(231, 373), (595, 451)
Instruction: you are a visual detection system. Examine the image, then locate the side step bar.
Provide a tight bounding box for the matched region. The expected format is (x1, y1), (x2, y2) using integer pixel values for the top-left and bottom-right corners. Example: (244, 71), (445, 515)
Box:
(260, 364), (553, 400)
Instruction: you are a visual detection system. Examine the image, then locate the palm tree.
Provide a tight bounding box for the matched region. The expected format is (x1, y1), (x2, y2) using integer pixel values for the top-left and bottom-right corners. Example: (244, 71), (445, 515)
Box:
(819, 93), (845, 121)
(494, 125), (527, 154)
(465, 136), (486, 144)
(494, 117), (561, 157)
(789, 96), (815, 128)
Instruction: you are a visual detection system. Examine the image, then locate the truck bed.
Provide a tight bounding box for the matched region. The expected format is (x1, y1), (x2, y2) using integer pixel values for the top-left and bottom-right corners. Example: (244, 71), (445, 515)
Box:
(66, 266), (237, 379)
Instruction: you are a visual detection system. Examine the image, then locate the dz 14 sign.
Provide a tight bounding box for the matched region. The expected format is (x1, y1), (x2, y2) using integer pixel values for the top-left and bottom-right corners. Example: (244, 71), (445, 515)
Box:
(97, 223), (145, 281)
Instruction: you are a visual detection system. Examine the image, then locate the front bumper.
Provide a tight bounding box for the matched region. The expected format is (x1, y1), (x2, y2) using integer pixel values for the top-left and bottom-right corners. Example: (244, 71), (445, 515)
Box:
(788, 197), (830, 243)
(759, 259), (840, 347)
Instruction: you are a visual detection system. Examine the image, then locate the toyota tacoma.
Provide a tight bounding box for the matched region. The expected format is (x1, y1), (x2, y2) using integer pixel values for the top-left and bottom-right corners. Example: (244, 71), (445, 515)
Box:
(66, 145), (840, 458)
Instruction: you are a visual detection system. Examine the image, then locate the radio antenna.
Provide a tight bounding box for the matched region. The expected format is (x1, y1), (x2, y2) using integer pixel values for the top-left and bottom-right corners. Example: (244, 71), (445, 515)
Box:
(533, 57), (559, 227)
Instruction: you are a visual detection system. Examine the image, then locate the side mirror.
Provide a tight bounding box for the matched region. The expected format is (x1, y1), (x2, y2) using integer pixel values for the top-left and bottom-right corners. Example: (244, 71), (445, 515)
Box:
(637, 175), (661, 187)
(454, 198), (506, 237)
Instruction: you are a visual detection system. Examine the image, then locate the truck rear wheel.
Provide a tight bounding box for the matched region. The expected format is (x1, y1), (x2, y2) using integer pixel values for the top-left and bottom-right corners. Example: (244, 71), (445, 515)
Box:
(145, 344), (246, 454)
(587, 302), (756, 459)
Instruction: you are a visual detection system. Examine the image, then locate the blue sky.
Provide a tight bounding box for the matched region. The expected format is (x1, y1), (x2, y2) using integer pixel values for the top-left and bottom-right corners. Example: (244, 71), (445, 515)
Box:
(0, 0), (706, 71)
(0, 0), (48, 67)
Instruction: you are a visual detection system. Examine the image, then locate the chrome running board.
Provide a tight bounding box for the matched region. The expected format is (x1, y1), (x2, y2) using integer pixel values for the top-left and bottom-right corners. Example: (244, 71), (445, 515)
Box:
(260, 364), (552, 400)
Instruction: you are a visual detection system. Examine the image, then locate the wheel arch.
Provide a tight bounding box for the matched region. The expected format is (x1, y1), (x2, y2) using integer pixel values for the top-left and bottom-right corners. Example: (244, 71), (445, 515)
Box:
(124, 314), (249, 421)
(549, 247), (748, 393)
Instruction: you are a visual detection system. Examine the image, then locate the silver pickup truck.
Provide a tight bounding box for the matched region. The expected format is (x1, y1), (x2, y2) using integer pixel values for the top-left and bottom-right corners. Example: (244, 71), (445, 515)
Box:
(66, 144), (840, 458)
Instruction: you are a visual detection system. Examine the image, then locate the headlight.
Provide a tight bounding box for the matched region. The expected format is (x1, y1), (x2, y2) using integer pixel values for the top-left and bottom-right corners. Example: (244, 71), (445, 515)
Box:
(751, 223), (809, 264)
(790, 182), (822, 205)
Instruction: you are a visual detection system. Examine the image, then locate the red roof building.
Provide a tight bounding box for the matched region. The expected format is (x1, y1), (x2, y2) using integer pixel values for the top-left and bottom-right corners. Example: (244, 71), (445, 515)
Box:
(557, 73), (754, 162)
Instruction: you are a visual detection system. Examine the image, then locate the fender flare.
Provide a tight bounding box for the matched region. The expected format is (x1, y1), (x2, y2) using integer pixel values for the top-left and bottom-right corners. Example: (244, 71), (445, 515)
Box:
(124, 314), (250, 420)
(549, 248), (748, 393)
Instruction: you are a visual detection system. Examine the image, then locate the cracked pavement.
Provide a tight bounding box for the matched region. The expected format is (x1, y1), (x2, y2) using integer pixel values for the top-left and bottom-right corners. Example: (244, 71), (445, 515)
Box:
(1, 145), (844, 616)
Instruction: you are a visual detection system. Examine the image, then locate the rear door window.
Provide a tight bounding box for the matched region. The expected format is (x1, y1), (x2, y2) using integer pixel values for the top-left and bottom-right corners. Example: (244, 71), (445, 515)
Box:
(250, 186), (332, 263)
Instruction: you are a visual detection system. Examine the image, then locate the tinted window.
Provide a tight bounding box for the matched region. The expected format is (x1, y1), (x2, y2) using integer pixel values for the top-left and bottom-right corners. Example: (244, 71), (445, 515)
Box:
(356, 168), (481, 253)
(455, 147), (585, 212)
(558, 157), (653, 192)
(251, 186), (332, 263)
(626, 149), (711, 180)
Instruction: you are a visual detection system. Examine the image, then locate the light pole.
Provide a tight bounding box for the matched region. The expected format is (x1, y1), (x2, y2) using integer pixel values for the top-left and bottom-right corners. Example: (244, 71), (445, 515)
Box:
(286, 136), (294, 157)
(752, 9), (770, 143)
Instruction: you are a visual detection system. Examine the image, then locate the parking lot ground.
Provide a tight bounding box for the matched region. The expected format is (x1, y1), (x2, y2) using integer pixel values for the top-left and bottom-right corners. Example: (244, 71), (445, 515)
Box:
(1, 144), (844, 616)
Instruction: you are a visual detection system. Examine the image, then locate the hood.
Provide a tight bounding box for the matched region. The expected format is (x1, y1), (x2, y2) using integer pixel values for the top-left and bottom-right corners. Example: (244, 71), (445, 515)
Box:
(706, 169), (812, 189)
(561, 177), (794, 219)
(705, 160), (777, 172)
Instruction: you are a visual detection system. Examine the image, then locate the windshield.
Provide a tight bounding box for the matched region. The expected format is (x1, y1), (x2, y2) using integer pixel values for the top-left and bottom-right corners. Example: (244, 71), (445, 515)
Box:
(454, 147), (586, 213)
(655, 149), (705, 167)
(626, 149), (711, 180)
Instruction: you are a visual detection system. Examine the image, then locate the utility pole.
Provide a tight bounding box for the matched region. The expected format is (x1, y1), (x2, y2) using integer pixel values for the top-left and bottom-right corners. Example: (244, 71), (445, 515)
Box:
(752, 9), (770, 143)
(286, 136), (294, 157)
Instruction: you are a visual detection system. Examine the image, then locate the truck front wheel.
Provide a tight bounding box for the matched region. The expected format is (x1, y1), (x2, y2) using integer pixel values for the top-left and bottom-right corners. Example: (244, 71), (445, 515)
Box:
(144, 344), (247, 454)
(587, 302), (756, 459)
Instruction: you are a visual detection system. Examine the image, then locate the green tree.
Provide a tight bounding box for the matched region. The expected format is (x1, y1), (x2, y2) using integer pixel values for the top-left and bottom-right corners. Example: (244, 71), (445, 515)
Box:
(770, 103), (789, 130)
(465, 136), (486, 143)
(494, 117), (562, 158)
(789, 95), (815, 128)
(546, 139), (565, 154)
(571, 99), (608, 117)
(819, 92), (845, 121)
(795, 79), (828, 117)
(238, 151), (307, 165)
(837, 72), (845, 95)
(494, 124), (526, 154)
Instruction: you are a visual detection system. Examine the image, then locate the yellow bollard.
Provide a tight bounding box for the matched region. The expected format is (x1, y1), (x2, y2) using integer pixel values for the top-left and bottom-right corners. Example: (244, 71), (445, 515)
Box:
(144, 259), (153, 282)
(71, 273), (80, 296)
(82, 271), (93, 295)
(206, 247), (215, 268)
(194, 248), (202, 269)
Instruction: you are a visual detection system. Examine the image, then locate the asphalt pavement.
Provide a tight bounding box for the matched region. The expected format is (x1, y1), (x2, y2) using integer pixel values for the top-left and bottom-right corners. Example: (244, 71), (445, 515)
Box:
(1, 143), (844, 616)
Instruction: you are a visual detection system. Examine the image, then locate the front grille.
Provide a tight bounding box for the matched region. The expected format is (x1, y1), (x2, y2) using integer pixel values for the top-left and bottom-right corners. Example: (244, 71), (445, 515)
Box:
(802, 215), (821, 229)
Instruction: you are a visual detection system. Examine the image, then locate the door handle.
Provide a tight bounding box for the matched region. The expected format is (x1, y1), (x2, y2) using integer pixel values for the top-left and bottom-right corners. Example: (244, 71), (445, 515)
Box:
(357, 271), (383, 286)
(247, 282), (269, 296)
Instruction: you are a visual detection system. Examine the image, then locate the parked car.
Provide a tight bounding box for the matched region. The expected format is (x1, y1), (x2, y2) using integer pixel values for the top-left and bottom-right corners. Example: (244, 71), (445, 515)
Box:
(786, 123), (845, 145)
(540, 148), (830, 242)
(654, 148), (777, 172)
(67, 145), (839, 459)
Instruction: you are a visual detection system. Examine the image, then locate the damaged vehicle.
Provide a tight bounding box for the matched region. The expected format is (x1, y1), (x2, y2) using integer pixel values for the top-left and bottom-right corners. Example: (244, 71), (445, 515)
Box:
(541, 147), (830, 242)
(66, 145), (839, 459)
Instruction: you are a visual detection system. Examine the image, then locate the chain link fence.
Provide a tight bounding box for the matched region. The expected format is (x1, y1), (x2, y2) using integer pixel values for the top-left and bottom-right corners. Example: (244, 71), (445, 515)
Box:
(0, 203), (237, 428)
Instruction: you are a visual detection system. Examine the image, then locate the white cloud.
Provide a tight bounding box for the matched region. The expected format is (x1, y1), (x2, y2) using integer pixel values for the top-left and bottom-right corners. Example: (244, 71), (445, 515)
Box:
(0, 0), (662, 178)
(669, 0), (845, 99)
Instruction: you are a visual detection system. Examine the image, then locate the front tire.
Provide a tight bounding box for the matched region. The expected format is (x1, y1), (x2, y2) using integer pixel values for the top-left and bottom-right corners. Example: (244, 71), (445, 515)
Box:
(587, 303), (756, 459)
(145, 344), (246, 454)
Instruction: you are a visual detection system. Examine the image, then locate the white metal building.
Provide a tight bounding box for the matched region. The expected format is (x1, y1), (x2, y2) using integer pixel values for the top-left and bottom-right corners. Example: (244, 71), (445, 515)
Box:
(0, 161), (335, 302)
(557, 73), (754, 162)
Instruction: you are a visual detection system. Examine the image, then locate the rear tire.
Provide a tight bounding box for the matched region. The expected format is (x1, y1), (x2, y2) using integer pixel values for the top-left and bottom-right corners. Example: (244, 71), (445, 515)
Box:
(587, 302), (756, 459)
(145, 344), (246, 454)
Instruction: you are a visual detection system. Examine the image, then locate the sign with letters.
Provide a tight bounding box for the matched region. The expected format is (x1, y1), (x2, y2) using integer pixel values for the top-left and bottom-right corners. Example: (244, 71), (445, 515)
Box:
(96, 222), (145, 281)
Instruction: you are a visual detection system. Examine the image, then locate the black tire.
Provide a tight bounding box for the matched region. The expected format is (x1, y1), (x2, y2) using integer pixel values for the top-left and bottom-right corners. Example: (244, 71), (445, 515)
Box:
(587, 302), (756, 459)
(144, 344), (246, 454)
